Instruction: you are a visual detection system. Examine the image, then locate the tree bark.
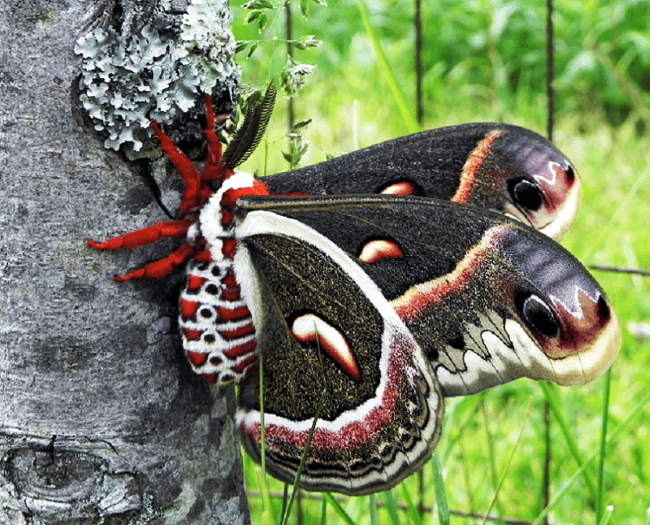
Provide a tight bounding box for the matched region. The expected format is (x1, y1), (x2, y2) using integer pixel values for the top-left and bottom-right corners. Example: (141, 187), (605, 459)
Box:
(0, 1), (248, 523)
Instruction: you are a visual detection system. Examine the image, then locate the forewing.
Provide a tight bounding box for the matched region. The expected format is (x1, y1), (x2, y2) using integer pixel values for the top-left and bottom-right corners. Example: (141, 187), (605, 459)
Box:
(234, 208), (442, 495)
(238, 195), (620, 397)
(264, 123), (579, 239)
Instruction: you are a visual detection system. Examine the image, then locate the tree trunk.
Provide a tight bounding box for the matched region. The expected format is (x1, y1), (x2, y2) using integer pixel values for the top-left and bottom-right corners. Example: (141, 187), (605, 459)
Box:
(0, 1), (248, 523)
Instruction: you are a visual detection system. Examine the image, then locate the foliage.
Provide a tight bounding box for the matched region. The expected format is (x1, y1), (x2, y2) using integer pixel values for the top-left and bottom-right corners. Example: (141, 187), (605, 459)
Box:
(233, 0), (650, 129)
(283, 119), (312, 168)
(237, 0), (323, 168)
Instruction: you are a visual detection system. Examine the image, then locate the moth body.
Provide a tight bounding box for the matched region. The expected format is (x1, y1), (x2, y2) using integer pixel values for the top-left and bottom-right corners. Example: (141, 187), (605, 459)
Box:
(179, 172), (270, 384)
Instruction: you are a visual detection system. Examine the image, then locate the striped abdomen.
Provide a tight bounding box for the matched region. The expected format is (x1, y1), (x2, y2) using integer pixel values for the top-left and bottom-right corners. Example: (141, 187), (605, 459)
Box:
(179, 258), (258, 384)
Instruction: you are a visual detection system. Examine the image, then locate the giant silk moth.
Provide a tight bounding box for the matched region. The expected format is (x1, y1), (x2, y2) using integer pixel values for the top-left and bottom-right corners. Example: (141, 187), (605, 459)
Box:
(88, 93), (620, 495)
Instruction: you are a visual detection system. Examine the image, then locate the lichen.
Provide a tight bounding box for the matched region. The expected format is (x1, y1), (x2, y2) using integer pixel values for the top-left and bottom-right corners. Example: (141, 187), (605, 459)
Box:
(181, 0), (238, 93)
(74, 0), (239, 152)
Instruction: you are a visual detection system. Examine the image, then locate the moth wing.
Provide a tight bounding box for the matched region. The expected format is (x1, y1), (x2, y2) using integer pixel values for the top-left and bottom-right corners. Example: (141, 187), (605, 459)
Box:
(234, 206), (443, 495)
(237, 195), (619, 398)
(264, 124), (580, 239)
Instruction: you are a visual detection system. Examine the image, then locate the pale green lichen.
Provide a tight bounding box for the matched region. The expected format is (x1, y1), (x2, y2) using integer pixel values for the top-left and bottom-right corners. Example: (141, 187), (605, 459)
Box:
(181, 0), (238, 93)
(75, 0), (239, 151)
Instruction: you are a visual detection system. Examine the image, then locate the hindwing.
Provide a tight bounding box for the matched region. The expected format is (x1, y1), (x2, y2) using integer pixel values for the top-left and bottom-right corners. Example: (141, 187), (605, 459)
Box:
(234, 207), (442, 495)
(237, 195), (620, 397)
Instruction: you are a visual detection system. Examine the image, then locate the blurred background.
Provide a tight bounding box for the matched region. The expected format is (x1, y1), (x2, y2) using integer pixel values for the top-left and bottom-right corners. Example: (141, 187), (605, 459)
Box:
(230, 0), (650, 522)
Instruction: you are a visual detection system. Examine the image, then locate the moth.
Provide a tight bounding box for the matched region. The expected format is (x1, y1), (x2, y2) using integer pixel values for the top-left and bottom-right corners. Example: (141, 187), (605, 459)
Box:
(88, 92), (620, 495)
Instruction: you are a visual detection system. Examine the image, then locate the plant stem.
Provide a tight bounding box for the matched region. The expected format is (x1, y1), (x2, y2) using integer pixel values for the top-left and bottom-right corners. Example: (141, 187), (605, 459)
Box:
(414, 0), (423, 124)
(542, 1), (555, 520)
(285, 0), (295, 129)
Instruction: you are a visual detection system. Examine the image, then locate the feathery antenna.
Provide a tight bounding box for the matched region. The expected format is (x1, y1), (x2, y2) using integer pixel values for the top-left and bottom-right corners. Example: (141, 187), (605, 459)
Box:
(222, 82), (277, 169)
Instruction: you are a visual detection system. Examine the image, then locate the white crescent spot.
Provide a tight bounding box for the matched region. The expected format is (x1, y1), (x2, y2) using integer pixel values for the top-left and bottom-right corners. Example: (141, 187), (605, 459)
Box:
(380, 181), (416, 195)
(358, 239), (404, 264)
(291, 313), (361, 382)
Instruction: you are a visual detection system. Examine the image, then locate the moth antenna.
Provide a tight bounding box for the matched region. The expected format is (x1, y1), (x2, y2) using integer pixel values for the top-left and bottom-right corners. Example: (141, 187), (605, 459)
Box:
(222, 81), (277, 169)
(590, 265), (650, 276)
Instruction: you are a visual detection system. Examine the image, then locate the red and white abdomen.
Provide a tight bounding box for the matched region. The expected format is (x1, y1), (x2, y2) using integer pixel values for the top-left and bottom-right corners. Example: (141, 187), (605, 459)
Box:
(179, 172), (269, 384)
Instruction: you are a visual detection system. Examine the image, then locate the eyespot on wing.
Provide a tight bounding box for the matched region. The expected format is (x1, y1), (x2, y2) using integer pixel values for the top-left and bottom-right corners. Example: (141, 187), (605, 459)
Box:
(499, 227), (620, 385)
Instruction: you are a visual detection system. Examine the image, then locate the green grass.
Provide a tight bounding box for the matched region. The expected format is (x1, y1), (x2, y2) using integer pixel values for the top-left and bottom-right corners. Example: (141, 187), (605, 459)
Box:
(233, 1), (650, 522)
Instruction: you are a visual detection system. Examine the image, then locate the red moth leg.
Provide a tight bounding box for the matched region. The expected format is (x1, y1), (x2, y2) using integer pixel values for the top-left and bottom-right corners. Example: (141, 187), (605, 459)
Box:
(114, 243), (195, 282)
(150, 122), (201, 215)
(203, 95), (223, 168)
(199, 96), (233, 201)
(87, 220), (191, 250)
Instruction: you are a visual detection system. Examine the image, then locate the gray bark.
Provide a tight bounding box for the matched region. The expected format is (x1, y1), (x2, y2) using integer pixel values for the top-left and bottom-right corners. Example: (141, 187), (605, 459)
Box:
(0, 1), (248, 523)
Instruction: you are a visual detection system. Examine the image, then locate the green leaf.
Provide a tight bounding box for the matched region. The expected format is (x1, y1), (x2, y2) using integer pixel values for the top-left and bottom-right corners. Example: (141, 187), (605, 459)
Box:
(244, 10), (261, 24)
(234, 41), (249, 54)
(291, 118), (312, 131)
(257, 11), (269, 31)
(247, 41), (259, 58)
(243, 0), (275, 9)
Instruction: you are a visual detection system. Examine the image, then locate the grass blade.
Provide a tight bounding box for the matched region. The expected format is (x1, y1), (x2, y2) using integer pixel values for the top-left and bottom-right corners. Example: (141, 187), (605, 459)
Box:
(320, 495), (328, 525)
(541, 399), (551, 524)
(532, 456), (591, 525)
(480, 403), (528, 525)
(539, 382), (598, 503)
(279, 409), (320, 525)
(400, 482), (421, 525)
(280, 330), (329, 525)
(441, 395), (481, 460)
(323, 493), (356, 525)
(355, 0), (420, 134)
(596, 369), (613, 522)
(281, 483), (289, 521)
(598, 505), (615, 525)
(533, 387), (650, 524)
(381, 489), (402, 525)
(479, 394), (506, 518)
(480, 395), (498, 491)
(369, 493), (378, 525)
(256, 354), (273, 522)
(457, 435), (476, 514)
(432, 454), (450, 525)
